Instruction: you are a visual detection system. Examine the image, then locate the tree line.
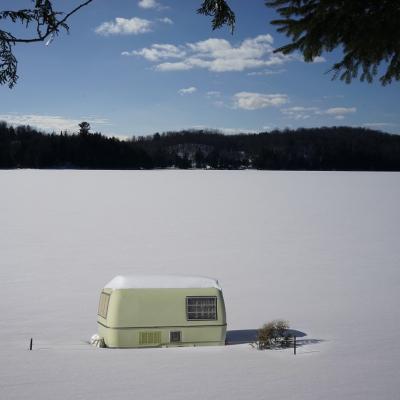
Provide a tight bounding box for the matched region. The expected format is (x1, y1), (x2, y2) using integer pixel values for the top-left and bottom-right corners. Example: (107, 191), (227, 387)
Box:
(1, 121), (400, 171)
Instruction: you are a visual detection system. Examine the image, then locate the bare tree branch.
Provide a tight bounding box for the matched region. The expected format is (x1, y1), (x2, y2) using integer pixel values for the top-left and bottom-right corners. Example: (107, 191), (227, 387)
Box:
(0, 0), (94, 88)
(8, 0), (94, 44)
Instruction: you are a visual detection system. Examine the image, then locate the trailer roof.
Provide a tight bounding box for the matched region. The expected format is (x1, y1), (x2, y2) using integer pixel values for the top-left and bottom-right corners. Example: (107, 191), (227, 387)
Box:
(104, 275), (221, 290)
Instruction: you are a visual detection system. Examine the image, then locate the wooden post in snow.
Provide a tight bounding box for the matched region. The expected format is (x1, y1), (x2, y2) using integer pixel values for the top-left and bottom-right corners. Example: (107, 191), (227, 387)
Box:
(29, 338), (33, 351)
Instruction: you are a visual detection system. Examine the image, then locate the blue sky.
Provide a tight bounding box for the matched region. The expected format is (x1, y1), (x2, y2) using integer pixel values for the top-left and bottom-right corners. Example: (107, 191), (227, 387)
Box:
(1, 0), (399, 137)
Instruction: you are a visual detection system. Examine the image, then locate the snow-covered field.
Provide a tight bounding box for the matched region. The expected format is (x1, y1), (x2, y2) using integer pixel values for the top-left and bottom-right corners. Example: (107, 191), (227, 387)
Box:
(1, 170), (399, 399)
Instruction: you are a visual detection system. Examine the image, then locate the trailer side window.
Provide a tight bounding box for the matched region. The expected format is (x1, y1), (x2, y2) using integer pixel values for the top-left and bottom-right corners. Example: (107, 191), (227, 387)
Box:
(186, 297), (217, 320)
(98, 292), (110, 319)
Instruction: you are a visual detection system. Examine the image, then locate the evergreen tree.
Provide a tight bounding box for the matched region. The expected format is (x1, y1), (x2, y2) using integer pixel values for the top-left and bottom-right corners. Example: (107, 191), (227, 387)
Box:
(199, 0), (400, 85)
(194, 149), (205, 169)
(78, 122), (91, 136)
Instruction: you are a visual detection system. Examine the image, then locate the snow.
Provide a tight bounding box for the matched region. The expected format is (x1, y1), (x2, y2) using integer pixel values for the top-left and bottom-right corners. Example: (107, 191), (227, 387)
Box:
(104, 274), (221, 289)
(0, 170), (399, 400)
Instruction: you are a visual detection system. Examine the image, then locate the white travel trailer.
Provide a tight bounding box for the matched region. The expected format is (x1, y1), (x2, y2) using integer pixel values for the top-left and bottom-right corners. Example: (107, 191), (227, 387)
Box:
(96, 275), (227, 348)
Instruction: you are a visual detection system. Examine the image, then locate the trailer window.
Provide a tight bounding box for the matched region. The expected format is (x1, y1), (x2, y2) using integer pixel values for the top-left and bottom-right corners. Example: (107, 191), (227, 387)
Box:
(186, 297), (217, 320)
(98, 292), (110, 319)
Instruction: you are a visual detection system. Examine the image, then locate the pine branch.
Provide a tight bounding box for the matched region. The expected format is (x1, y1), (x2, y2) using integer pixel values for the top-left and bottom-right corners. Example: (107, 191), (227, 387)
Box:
(0, 0), (94, 88)
(197, 0), (235, 33)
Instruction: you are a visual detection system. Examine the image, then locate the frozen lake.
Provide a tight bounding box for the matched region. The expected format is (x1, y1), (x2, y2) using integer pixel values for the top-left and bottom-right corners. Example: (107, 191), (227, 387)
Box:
(1, 170), (399, 399)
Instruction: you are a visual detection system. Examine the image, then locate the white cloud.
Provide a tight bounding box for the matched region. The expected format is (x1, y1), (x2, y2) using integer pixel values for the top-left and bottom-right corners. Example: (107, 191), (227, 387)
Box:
(128, 34), (296, 73)
(311, 56), (326, 63)
(178, 87), (197, 95)
(138, 0), (161, 9)
(262, 125), (274, 131)
(282, 106), (357, 120)
(124, 44), (185, 61)
(158, 17), (173, 24)
(0, 114), (109, 132)
(362, 122), (397, 128)
(155, 62), (192, 71)
(95, 17), (152, 36)
(281, 106), (320, 120)
(233, 92), (289, 110)
(247, 69), (286, 76)
(218, 127), (256, 134)
(206, 91), (221, 98)
(187, 38), (234, 54)
(190, 125), (257, 134)
(322, 94), (345, 100)
(323, 107), (357, 116)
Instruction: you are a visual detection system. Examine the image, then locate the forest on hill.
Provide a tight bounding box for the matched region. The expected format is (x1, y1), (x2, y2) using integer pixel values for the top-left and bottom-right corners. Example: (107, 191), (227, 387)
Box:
(1, 121), (399, 171)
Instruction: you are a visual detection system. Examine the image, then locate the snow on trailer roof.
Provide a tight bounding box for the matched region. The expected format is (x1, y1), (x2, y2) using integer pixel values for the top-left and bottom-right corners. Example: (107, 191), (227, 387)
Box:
(104, 275), (222, 290)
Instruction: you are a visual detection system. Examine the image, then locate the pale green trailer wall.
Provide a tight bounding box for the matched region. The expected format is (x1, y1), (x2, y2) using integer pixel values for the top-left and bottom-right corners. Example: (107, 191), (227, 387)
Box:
(97, 287), (227, 348)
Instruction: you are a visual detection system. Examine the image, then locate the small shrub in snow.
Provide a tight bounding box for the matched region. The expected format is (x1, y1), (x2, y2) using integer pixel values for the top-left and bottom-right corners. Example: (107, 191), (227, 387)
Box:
(255, 319), (291, 350)
(90, 334), (106, 348)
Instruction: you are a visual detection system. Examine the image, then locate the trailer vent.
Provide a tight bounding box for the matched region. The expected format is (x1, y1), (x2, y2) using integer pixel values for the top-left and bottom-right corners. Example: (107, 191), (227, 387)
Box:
(170, 331), (181, 343)
(139, 331), (161, 345)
